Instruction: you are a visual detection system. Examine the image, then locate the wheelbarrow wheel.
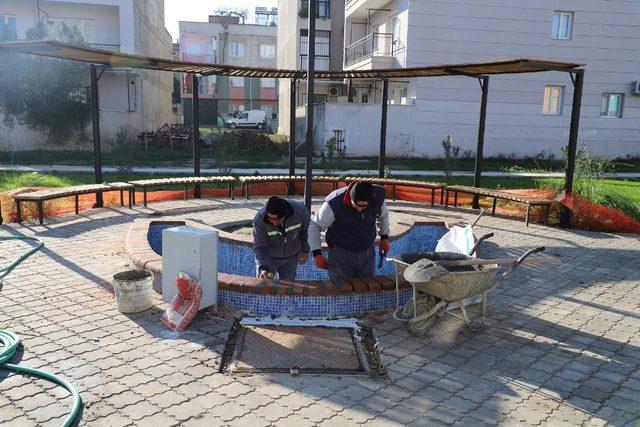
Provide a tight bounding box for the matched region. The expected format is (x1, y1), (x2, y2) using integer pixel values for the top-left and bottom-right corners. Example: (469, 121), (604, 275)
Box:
(402, 295), (437, 336)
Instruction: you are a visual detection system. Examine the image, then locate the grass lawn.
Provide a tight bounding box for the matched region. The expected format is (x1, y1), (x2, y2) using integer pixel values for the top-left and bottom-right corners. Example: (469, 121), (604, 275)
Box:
(2, 171), (638, 202)
(2, 148), (639, 172)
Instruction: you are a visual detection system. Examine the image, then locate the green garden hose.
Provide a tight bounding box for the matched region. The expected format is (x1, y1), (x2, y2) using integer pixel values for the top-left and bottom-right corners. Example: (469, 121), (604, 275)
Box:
(0, 236), (81, 426)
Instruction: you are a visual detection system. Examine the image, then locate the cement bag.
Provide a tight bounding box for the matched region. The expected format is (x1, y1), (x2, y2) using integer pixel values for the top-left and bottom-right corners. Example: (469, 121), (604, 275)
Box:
(161, 272), (202, 332)
(435, 224), (475, 256)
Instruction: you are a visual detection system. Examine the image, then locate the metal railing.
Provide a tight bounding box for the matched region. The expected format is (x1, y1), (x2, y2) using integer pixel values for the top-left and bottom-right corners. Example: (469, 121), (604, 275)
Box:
(299, 55), (330, 71)
(344, 32), (397, 66)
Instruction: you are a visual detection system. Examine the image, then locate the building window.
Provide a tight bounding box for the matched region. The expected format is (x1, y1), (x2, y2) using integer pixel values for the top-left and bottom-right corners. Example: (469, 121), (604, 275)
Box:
(300, 30), (330, 70)
(261, 105), (277, 118)
(543, 86), (563, 115)
(332, 129), (345, 150)
(551, 11), (573, 40)
(229, 104), (245, 114)
(229, 42), (245, 57)
(301, 0), (330, 18)
(260, 44), (276, 59)
(0, 14), (17, 40)
(261, 78), (276, 88)
(230, 76), (244, 87)
(600, 93), (623, 118)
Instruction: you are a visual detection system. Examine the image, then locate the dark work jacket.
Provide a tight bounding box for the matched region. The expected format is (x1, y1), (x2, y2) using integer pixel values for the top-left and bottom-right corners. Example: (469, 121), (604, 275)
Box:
(325, 185), (385, 252)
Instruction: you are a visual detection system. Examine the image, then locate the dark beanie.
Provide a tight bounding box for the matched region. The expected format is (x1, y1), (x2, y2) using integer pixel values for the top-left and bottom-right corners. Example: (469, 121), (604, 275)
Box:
(350, 181), (373, 202)
(266, 196), (288, 218)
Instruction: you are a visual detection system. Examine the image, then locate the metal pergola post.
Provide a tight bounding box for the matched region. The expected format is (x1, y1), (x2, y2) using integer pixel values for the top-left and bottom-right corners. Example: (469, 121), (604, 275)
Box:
(304, 0), (316, 211)
(378, 78), (389, 178)
(560, 69), (585, 227)
(472, 76), (489, 209)
(289, 77), (297, 195)
(89, 64), (103, 208)
(192, 74), (201, 198)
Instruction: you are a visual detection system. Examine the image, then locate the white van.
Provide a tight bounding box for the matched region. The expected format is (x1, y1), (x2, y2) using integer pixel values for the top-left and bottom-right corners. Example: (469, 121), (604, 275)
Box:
(226, 110), (267, 129)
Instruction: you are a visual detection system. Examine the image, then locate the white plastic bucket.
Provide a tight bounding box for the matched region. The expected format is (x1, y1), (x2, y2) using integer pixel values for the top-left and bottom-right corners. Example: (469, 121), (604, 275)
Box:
(113, 270), (154, 313)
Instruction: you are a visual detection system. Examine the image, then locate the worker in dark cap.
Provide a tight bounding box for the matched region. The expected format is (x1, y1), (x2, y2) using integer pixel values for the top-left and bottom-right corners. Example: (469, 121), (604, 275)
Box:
(253, 196), (311, 281)
(308, 180), (391, 281)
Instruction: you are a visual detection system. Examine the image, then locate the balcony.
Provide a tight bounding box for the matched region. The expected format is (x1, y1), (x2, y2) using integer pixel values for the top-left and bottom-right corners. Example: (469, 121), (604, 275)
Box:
(345, 0), (392, 19)
(344, 32), (403, 69)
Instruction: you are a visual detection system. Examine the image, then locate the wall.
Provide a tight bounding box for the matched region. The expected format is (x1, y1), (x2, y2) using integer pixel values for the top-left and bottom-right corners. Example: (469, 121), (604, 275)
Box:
(133, 0), (173, 135)
(405, 0), (640, 158)
(0, 0), (173, 151)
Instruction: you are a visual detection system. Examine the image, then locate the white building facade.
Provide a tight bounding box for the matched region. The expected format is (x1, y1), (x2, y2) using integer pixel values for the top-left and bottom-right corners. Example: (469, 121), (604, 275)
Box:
(334, 0), (640, 158)
(277, 0), (346, 135)
(0, 0), (173, 150)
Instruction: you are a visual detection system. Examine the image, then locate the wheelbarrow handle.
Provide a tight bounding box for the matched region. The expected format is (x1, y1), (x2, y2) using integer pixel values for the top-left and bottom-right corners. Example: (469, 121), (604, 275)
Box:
(469, 232), (494, 256)
(515, 247), (545, 266)
(470, 209), (485, 227)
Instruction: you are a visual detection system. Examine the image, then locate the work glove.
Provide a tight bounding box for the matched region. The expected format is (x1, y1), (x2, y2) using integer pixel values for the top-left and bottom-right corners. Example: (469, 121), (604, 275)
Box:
(379, 238), (391, 254)
(314, 254), (330, 270)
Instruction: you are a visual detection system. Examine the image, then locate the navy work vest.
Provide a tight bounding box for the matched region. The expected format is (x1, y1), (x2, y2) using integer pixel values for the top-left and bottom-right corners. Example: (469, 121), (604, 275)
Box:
(325, 185), (385, 252)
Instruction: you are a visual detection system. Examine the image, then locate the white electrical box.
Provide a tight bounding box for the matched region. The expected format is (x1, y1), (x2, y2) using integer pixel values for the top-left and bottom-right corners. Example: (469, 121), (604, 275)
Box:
(162, 226), (218, 309)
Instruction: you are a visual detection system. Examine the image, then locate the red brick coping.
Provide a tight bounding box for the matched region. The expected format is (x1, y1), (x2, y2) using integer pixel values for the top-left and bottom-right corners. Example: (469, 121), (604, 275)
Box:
(125, 218), (451, 296)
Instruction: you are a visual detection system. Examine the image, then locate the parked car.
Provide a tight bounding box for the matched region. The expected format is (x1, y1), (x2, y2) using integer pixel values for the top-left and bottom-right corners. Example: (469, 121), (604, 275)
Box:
(226, 110), (267, 129)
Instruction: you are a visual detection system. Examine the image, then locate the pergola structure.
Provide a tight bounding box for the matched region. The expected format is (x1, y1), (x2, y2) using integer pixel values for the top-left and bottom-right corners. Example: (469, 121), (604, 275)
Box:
(0, 38), (584, 226)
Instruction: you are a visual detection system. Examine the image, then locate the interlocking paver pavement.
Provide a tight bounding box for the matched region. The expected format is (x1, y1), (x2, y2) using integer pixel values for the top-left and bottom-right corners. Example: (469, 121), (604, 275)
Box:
(1, 197), (639, 425)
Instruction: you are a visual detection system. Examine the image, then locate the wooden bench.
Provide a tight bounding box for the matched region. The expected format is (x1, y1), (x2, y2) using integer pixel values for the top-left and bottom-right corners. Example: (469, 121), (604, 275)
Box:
(13, 182), (134, 224)
(239, 175), (341, 199)
(444, 185), (555, 226)
(345, 177), (447, 206)
(128, 176), (235, 207)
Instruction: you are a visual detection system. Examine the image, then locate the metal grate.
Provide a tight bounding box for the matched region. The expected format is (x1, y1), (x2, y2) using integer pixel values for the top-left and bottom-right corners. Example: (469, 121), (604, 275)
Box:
(226, 325), (366, 374)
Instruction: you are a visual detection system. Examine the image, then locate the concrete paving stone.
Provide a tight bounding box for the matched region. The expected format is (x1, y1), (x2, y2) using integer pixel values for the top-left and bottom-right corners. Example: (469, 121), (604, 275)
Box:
(108, 390), (146, 409)
(276, 413), (318, 426)
(227, 412), (272, 427)
(337, 384), (375, 402)
(162, 400), (208, 422)
(255, 382), (296, 399)
(147, 391), (190, 409)
(442, 396), (478, 414)
(118, 401), (162, 420)
(207, 401), (251, 422)
(413, 386), (452, 403)
(341, 404), (379, 423)
(424, 404), (465, 425)
(134, 412), (180, 427)
(2, 199), (640, 426)
(255, 401), (299, 422)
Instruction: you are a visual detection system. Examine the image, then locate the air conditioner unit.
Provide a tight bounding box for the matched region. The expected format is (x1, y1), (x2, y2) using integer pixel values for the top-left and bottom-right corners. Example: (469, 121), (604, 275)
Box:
(328, 86), (340, 96)
(632, 81), (640, 96)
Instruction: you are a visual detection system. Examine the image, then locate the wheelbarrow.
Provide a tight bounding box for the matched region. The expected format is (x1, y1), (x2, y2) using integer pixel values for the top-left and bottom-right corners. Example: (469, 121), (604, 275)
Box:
(388, 247), (545, 336)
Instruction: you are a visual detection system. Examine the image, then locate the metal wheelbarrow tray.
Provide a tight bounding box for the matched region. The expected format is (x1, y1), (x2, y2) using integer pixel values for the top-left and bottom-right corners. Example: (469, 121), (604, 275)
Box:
(388, 247), (544, 336)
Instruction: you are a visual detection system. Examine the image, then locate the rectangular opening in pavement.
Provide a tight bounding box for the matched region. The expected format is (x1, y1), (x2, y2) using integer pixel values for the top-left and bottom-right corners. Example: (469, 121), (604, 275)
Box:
(220, 321), (383, 376)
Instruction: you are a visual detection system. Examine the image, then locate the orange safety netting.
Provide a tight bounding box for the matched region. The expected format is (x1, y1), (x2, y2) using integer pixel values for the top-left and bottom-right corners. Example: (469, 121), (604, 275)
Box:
(2, 182), (638, 234)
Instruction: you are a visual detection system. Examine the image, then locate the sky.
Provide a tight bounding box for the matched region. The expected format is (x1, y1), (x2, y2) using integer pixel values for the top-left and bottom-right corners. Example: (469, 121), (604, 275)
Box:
(164, 0), (278, 42)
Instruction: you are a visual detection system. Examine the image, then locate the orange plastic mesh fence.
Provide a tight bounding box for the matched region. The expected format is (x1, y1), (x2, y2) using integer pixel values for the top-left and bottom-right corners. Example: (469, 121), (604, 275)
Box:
(1, 183), (638, 234)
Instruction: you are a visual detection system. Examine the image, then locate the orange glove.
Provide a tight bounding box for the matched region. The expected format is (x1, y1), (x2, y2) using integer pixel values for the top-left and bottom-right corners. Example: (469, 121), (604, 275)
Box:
(379, 239), (391, 254)
(314, 254), (330, 270)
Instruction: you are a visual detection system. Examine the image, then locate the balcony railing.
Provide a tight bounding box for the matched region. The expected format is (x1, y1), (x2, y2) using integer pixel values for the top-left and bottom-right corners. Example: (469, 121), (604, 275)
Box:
(299, 55), (330, 71)
(345, 32), (399, 67)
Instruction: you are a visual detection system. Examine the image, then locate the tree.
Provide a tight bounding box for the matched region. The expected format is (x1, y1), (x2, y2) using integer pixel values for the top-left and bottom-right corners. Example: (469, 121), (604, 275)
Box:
(0, 21), (91, 145)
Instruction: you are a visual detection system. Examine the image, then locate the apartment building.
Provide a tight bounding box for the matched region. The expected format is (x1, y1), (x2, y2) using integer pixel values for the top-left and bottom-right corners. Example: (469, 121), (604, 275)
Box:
(179, 15), (278, 127)
(277, 0), (346, 135)
(333, 0), (640, 158)
(0, 0), (173, 149)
